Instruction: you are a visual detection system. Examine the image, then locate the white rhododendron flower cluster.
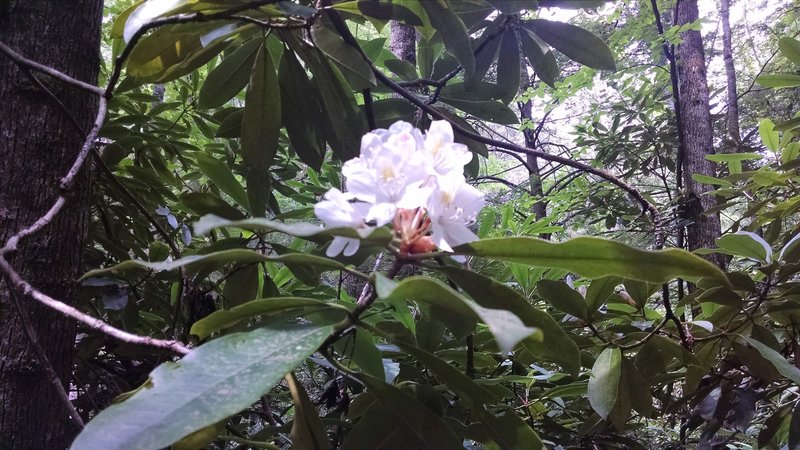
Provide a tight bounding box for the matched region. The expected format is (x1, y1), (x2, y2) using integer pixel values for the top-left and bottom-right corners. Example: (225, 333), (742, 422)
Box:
(314, 120), (485, 258)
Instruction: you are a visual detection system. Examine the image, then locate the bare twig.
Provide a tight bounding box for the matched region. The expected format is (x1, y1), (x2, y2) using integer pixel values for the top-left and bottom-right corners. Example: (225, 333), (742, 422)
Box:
(0, 97), (108, 257)
(617, 317), (670, 350)
(0, 257), (190, 355)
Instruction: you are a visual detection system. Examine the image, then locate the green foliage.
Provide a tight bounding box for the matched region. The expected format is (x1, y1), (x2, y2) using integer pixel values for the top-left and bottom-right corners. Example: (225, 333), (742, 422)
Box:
(58, 1), (800, 449)
(72, 325), (332, 449)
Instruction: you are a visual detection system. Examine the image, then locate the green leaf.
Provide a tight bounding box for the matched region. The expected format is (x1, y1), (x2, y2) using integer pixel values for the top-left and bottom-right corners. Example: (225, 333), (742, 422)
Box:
(742, 336), (800, 385)
(473, 22), (503, 81)
(716, 231), (772, 263)
(497, 29), (521, 103)
(193, 214), (393, 246)
(368, 98), (416, 129)
(198, 39), (261, 109)
(585, 276), (620, 318)
(215, 108), (243, 138)
(311, 23), (376, 88)
(523, 19), (615, 70)
(421, 1), (475, 81)
(760, 118), (780, 152)
(455, 236), (730, 286)
(536, 280), (588, 320)
(336, 328), (385, 380)
(622, 280), (658, 309)
(279, 49), (325, 170)
(81, 249), (354, 284)
(71, 325), (333, 450)
(790, 401), (800, 450)
(191, 297), (347, 339)
(417, 36), (435, 78)
(126, 24), (212, 79)
(181, 192), (246, 220)
(384, 58), (419, 81)
(221, 264), (259, 308)
(780, 37), (800, 66)
(519, 27), (559, 87)
(705, 152), (762, 162)
(358, 1), (422, 25)
(246, 169), (270, 217)
(438, 97), (519, 124)
(755, 73), (800, 88)
(441, 81), (509, 100)
(285, 31), (363, 160)
(367, 323), (497, 406)
(356, 374), (463, 450)
(691, 173), (733, 187)
(195, 153), (249, 210)
(438, 266), (580, 376)
(697, 286), (743, 308)
(486, 0), (538, 13)
(286, 372), (328, 450)
(342, 403), (413, 449)
(758, 404), (792, 448)
(544, 382), (588, 399)
(241, 42), (281, 170)
(375, 275), (539, 353)
(588, 347), (622, 419)
(776, 116), (800, 132)
(620, 357), (652, 417)
(478, 410), (544, 449)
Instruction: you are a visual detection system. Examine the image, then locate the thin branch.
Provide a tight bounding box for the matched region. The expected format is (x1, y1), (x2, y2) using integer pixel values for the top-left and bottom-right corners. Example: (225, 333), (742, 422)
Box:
(617, 317), (670, 350)
(322, 258), (403, 349)
(362, 88), (376, 131)
(0, 256), (190, 355)
(0, 40), (105, 96)
(473, 175), (530, 193)
(6, 288), (84, 429)
(0, 97), (107, 257)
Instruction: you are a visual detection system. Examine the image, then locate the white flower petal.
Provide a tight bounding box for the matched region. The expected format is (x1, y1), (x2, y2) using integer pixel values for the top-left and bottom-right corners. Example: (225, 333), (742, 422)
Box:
(366, 203), (397, 227)
(343, 238), (361, 257)
(326, 237), (349, 257)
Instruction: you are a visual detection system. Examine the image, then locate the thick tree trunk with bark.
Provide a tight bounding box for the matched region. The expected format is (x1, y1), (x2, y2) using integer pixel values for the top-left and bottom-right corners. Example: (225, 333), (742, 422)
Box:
(0, 0), (102, 448)
(721, 0), (741, 148)
(676, 0), (724, 267)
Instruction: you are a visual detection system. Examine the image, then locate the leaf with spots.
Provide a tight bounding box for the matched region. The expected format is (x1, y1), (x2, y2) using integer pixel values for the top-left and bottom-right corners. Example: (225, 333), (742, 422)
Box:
(71, 324), (333, 450)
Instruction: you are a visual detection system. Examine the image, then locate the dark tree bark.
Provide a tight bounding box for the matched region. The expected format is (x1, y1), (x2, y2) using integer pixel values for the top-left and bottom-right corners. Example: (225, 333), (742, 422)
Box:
(0, 0), (102, 448)
(676, 0), (725, 267)
(720, 0), (741, 148)
(389, 21), (417, 65)
(518, 65), (548, 232)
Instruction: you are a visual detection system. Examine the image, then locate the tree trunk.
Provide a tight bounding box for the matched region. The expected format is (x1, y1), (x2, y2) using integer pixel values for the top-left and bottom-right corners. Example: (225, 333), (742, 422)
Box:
(676, 0), (725, 267)
(0, 0), (102, 448)
(389, 21), (416, 65)
(518, 66), (548, 230)
(720, 0), (741, 149)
